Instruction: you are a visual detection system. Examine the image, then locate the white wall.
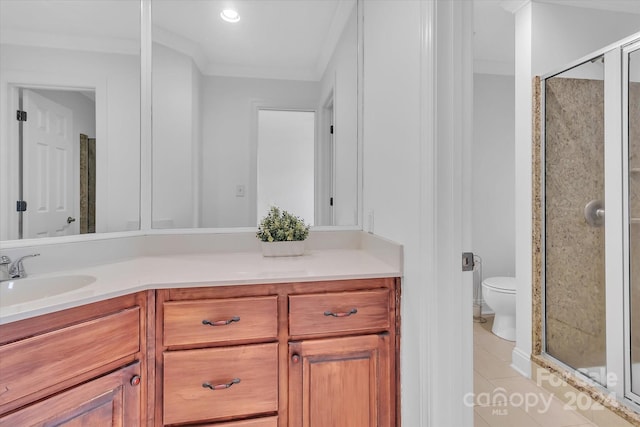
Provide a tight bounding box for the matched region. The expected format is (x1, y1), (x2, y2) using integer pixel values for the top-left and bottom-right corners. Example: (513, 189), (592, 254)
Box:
(200, 76), (319, 227)
(472, 74), (515, 279)
(152, 43), (201, 229)
(513, 1), (640, 375)
(362, 3), (422, 423)
(363, 1), (473, 425)
(532, 3), (640, 77)
(0, 44), (140, 239)
(318, 4), (359, 226)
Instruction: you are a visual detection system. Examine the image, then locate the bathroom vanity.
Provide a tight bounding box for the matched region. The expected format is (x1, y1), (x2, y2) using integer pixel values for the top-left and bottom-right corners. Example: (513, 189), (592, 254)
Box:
(0, 233), (402, 426)
(0, 293), (149, 425)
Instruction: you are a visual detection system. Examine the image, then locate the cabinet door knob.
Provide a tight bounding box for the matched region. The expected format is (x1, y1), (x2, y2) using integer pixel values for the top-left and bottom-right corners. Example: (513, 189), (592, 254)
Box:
(324, 308), (358, 318)
(202, 316), (240, 326)
(291, 354), (300, 364)
(202, 378), (241, 391)
(130, 375), (141, 386)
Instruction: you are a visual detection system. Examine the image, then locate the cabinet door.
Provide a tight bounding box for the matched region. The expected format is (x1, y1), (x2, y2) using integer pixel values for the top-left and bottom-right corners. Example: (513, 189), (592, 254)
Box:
(0, 362), (141, 427)
(288, 334), (392, 427)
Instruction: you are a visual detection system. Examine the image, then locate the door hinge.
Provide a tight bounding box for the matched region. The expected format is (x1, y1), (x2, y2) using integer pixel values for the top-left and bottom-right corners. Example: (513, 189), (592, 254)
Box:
(330, 125), (334, 134)
(462, 252), (475, 272)
(16, 110), (27, 122)
(16, 200), (27, 212)
(330, 197), (334, 206)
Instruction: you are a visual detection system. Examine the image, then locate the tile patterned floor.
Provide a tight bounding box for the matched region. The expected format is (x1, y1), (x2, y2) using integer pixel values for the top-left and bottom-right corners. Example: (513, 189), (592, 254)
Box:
(473, 317), (599, 427)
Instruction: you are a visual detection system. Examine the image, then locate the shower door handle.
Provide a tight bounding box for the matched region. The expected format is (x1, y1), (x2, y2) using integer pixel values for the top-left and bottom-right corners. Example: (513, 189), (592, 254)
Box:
(584, 200), (604, 227)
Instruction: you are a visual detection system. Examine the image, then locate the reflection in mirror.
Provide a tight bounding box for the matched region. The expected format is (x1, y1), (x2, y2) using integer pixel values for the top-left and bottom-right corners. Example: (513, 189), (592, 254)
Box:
(0, 0), (141, 241)
(257, 110), (315, 224)
(152, 0), (359, 228)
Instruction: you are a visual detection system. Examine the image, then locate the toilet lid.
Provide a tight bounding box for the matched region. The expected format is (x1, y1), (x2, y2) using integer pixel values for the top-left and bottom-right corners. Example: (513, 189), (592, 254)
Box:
(482, 276), (517, 292)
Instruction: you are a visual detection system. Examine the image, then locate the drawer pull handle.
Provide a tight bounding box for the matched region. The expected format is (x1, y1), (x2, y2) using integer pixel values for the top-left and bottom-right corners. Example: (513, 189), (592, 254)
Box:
(202, 316), (240, 326)
(324, 308), (358, 318)
(202, 378), (241, 391)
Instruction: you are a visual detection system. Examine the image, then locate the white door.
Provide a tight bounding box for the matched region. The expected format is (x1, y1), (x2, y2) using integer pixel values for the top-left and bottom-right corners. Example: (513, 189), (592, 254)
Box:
(22, 89), (75, 238)
(257, 110), (315, 225)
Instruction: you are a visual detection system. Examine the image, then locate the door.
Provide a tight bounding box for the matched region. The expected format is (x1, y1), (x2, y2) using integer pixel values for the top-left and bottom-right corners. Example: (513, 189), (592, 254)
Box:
(257, 109), (315, 225)
(624, 41), (640, 405)
(543, 58), (607, 378)
(316, 99), (335, 226)
(0, 362), (141, 426)
(288, 334), (392, 427)
(22, 89), (75, 238)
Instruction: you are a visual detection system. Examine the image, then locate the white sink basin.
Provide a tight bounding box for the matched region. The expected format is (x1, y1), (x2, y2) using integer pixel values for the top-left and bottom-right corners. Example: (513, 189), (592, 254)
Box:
(0, 275), (96, 306)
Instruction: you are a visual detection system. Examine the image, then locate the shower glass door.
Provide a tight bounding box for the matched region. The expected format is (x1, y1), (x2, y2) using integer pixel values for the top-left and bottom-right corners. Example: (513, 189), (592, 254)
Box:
(544, 57), (607, 383)
(626, 44), (640, 402)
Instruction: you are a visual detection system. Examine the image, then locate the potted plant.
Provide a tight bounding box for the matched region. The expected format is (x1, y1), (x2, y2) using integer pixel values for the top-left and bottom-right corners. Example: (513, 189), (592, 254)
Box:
(257, 206), (310, 257)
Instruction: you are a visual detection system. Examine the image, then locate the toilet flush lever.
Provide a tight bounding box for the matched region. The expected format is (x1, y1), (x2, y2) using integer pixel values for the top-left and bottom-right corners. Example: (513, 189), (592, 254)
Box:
(462, 252), (475, 272)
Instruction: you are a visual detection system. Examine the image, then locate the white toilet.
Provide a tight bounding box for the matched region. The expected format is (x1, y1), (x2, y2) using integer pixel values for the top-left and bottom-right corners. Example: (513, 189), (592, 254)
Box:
(481, 276), (516, 341)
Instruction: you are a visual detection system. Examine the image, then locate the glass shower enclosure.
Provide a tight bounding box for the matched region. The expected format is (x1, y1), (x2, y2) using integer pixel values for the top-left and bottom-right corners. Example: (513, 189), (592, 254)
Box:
(542, 33), (640, 409)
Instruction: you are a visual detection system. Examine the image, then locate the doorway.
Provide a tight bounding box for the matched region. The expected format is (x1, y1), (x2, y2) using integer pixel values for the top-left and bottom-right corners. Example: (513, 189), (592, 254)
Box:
(256, 109), (315, 225)
(11, 87), (96, 239)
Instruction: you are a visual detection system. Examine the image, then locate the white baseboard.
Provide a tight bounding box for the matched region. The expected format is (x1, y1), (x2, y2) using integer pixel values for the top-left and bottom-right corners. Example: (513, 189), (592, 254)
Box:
(511, 346), (531, 377)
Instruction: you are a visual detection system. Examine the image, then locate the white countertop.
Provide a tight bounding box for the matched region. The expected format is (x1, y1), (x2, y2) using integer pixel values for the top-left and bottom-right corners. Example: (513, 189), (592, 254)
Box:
(0, 248), (401, 325)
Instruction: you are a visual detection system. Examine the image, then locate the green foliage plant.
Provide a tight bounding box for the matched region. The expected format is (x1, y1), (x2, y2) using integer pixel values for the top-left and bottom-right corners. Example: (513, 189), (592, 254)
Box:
(256, 206), (310, 242)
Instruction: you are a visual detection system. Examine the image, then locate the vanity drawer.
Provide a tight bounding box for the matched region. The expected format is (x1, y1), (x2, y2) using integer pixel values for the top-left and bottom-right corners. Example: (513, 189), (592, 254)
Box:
(197, 417), (278, 427)
(0, 307), (140, 407)
(163, 343), (278, 425)
(163, 296), (278, 346)
(289, 289), (390, 337)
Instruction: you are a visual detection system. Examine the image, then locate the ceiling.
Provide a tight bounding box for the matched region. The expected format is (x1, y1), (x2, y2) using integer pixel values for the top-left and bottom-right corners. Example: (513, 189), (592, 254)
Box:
(473, 0), (640, 75)
(152, 0), (355, 80)
(0, 0), (355, 81)
(1, 0), (639, 80)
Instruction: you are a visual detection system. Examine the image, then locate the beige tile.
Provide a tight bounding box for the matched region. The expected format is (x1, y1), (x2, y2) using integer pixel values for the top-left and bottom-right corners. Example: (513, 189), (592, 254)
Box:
(474, 347), (521, 380)
(474, 404), (540, 427)
(489, 376), (591, 427)
(474, 330), (515, 362)
(474, 409), (491, 427)
(525, 395), (591, 427)
(591, 407), (635, 427)
(474, 371), (496, 402)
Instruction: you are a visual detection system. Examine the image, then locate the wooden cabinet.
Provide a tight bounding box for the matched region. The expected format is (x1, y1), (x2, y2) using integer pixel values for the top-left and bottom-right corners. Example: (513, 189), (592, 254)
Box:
(0, 293), (148, 425)
(0, 362), (141, 427)
(0, 276), (398, 426)
(289, 335), (392, 427)
(157, 278), (400, 427)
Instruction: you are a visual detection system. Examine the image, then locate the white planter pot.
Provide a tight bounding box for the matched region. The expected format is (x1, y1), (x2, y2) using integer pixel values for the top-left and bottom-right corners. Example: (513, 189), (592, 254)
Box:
(261, 241), (305, 257)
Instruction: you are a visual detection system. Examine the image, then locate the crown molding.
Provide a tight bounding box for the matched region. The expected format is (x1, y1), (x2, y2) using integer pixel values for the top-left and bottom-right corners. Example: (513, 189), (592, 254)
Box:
(499, 0), (530, 14)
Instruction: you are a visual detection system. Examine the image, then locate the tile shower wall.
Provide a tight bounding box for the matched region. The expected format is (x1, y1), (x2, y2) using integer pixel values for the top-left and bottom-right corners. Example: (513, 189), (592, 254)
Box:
(544, 77), (606, 370)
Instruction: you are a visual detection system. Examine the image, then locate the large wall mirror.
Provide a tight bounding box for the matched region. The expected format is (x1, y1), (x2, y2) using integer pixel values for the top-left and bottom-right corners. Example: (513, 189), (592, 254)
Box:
(0, 0), (141, 242)
(151, 0), (360, 228)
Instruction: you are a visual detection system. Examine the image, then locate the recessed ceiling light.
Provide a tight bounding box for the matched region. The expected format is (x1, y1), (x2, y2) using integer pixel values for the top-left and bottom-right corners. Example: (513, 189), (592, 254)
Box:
(220, 9), (240, 23)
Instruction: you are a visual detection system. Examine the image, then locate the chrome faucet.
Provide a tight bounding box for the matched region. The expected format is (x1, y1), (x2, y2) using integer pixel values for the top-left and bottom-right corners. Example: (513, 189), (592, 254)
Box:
(0, 256), (11, 281)
(6, 254), (40, 279)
